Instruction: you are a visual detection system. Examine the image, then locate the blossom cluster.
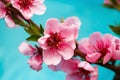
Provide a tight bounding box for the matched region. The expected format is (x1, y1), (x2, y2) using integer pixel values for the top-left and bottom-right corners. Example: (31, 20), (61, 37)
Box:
(0, 0), (120, 80)
(0, 0), (46, 28)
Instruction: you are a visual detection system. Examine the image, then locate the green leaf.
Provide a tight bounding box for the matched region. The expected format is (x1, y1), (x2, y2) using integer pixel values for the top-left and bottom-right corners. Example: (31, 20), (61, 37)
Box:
(26, 35), (40, 41)
(109, 25), (120, 35)
(40, 24), (44, 35)
(29, 20), (40, 35)
(24, 27), (37, 35)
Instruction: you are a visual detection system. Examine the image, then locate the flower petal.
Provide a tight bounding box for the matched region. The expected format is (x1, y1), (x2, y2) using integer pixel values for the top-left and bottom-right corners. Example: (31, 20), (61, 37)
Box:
(86, 52), (101, 63)
(0, 1), (6, 18)
(102, 34), (113, 48)
(64, 16), (81, 29)
(28, 53), (43, 71)
(58, 41), (75, 60)
(78, 61), (94, 72)
(31, 1), (46, 15)
(45, 18), (60, 34)
(89, 32), (104, 51)
(21, 8), (33, 19)
(103, 51), (113, 64)
(4, 15), (16, 28)
(43, 48), (61, 65)
(38, 34), (50, 49)
(18, 42), (36, 56)
(78, 38), (95, 54)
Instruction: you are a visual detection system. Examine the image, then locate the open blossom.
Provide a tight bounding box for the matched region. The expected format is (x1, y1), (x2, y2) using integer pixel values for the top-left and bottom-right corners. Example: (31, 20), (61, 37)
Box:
(38, 16), (81, 65)
(78, 32), (113, 64)
(11, 0), (46, 19)
(66, 61), (98, 80)
(49, 59), (98, 80)
(18, 42), (36, 56)
(0, 1), (16, 28)
(28, 53), (43, 71)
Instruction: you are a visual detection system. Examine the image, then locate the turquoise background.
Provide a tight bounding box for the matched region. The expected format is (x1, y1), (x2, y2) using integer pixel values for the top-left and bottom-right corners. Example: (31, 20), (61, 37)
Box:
(0, 0), (120, 80)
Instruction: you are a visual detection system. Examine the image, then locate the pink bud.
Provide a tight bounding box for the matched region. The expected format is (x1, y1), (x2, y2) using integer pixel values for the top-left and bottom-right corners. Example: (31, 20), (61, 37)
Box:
(28, 53), (43, 71)
(18, 42), (36, 56)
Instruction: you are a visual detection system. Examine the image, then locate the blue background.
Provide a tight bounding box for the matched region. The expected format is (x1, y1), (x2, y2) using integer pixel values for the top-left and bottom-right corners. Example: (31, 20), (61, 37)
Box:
(0, 0), (120, 80)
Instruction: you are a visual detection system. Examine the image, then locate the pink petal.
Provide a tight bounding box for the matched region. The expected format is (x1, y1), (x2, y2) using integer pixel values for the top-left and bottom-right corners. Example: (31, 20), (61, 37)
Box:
(103, 51), (113, 64)
(28, 53), (43, 71)
(64, 16), (81, 29)
(0, 1), (6, 18)
(60, 27), (77, 41)
(49, 58), (79, 73)
(112, 51), (120, 60)
(18, 42), (36, 56)
(102, 34), (113, 48)
(38, 34), (50, 49)
(90, 66), (98, 80)
(45, 18), (60, 34)
(4, 15), (16, 28)
(78, 61), (94, 72)
(21, 8), (33, 19)
(86, 52), (101, 63)
(57, 41), (75, 60)
(31, 2), (46, 15)
(78, 38), (96, 54)
(61, 59), (79, 73)
(89, 32), (104, 51)
(43, 48), (61, 65)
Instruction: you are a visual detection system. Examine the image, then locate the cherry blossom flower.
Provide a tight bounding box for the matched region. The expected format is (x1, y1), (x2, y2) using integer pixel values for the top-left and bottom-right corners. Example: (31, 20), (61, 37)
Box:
(38, 16), (81, 65)
(111, 37), (120, 60)
(66, 61), (98, 80)
(18, 42), (36, 56)
(11, 0), (46, 19)
(78, 32), (113, 64)
(28, 53), (43, 71)
(49, 59), (98, 80)
(0, 1), (16, 28)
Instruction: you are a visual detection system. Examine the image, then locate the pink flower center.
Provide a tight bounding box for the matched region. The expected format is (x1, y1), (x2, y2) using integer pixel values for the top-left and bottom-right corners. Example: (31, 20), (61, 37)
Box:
(46, 33), (63, 48)
(18, 0), (33, 9)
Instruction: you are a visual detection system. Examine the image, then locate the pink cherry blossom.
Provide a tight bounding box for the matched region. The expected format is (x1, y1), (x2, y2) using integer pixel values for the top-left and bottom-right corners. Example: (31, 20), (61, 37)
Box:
(38, 16), (81, 65)
(78, 32), (113, 64)
(66, 61), (98, 80)
(11, 0), (46, 19)
(49, 59), (98, 80)
(0, 1), (16, 28)
(111, 37), (120, 60)
(28, 53), (43, 71)
(18, 42), (36, 56)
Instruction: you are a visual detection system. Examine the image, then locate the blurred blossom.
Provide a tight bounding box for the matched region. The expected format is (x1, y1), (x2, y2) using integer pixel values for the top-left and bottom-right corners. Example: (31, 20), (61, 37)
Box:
(38, 16), (81, 65)
(28, 53), (43, 71)
(66, 61), (98, 80)
(18, 42), (36, 56)
(49, 59), (98, 80)
(11, 0), (46, 19)
(0, 1), (16, 28)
